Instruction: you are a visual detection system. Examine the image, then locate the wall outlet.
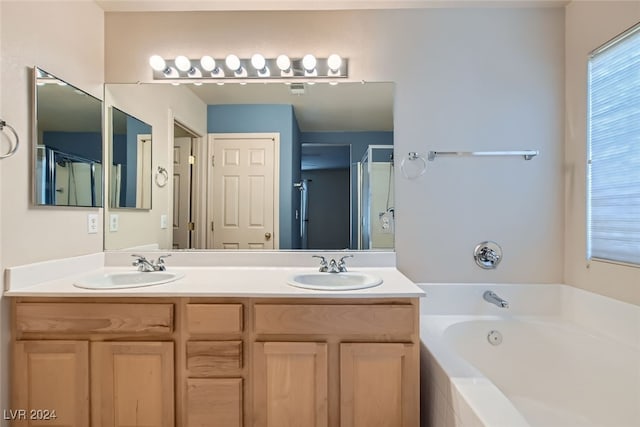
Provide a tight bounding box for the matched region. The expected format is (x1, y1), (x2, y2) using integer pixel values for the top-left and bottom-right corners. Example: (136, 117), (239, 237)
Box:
(87, 214), (98, 234)
(109, 214), (119, 232)
(160, 214), (168, 229)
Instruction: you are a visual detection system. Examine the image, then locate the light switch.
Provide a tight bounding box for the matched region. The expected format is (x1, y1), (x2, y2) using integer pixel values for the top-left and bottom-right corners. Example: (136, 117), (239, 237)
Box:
(87, 214), (98, 234)
(160, 214), (168, 229)
(109, 214), (119, 232)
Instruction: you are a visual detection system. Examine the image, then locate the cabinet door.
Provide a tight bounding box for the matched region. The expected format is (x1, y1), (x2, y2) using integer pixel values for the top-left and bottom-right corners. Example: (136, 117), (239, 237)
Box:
(13, 340), (89, 427)
(186, 378), (243, 427)
(340, 343), (418, 427)
(253, 342), (328, 427)
(91, 342), (174, 427)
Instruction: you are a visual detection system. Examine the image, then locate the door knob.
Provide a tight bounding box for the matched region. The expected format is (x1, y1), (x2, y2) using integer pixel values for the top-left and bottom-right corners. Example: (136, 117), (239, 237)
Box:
(265, 232), (272, 240)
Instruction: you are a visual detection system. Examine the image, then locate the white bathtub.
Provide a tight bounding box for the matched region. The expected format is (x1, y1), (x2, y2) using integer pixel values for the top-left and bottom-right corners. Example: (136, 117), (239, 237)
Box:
(419, 284), (640, 427)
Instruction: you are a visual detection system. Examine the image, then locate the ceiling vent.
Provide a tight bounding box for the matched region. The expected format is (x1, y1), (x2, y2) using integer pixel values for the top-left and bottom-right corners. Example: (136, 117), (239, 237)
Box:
(289, 83), (305, 95)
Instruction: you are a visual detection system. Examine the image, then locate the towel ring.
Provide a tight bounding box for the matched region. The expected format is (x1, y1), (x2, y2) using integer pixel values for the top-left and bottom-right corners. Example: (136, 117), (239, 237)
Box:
(155, 166), (169, 187)
(0, 119), (19, 159)
(400, 152), (427, 179)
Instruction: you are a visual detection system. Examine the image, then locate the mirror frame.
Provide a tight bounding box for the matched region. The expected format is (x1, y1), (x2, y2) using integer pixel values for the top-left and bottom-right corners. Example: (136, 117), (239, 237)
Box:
(32, 66), (104, 208)
(108, 106), (153, 210)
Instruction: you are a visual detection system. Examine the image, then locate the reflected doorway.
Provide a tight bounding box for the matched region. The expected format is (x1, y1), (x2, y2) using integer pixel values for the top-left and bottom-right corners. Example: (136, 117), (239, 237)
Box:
(300, 144), (351, 250)
(173, 122), (200, 249)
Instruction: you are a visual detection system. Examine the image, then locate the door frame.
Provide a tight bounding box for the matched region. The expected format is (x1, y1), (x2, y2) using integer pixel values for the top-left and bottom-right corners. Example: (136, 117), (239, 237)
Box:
(206, 132), (280, 249)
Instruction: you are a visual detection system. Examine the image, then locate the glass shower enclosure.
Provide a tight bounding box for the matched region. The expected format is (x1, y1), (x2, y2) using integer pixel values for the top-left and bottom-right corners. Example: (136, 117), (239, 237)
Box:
(359, 145), (395, 249)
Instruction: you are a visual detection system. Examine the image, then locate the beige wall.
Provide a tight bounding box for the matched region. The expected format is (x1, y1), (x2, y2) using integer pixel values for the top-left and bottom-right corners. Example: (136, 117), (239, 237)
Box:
(564, 0), (640, 306)
(104, 83), (207, 249)
(105, 8), (566, 283)
(1, 1), (105, 267)
(0, 0), (105, 406)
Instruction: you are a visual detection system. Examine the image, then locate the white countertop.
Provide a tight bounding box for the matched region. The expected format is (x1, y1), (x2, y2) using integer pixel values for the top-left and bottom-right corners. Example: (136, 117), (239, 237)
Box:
(4, 265), (424, 298)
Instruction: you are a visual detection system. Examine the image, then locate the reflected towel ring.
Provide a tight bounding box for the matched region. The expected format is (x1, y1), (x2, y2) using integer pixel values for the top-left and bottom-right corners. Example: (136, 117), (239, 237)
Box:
(400, 152), (427, 179)
(0, 119), (20, 159)
(155, 166), (169, 187)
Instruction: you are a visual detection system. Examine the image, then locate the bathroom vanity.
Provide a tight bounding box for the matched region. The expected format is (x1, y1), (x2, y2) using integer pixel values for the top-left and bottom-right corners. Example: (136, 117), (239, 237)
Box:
(6, 256), (423, 427)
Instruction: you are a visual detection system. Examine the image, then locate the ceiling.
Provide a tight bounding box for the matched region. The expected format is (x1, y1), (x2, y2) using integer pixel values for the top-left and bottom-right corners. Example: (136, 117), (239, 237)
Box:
(95, 0), (569, 12)
(190, 81), (394, 132)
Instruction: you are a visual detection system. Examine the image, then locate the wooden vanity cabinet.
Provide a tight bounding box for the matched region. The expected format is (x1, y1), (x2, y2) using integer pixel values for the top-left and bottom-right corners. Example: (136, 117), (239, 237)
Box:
(182, 302), (246, 427)
(11, 300), (175, 427)
(252, 299), (419, 427)
(11, 297), (419, 427)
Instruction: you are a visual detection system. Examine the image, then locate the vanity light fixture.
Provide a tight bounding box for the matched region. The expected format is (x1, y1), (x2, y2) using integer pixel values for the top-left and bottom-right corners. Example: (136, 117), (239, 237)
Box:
(149, 53), (348, 81)
(149, 54), (178, 78)
(225, 54), (247, 77)
(251, 53), (270, 77)
(174, 55), (191, 72)
(302, 54), (317, 76)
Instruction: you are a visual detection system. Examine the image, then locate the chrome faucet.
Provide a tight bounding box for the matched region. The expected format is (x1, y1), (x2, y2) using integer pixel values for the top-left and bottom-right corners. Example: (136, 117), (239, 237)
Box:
(312, 255), (353, 273)
(132, 254), (171, 272)
(483, 290), (509, 309)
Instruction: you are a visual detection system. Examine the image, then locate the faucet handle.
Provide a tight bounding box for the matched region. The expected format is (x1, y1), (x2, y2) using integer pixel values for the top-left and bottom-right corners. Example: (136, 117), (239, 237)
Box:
(156, 254), (171, 263)
(156, 254), (171, 270)
(312, 255), (328, 272)
(338, 255), (353, 272)
(131, 254), (146, 265)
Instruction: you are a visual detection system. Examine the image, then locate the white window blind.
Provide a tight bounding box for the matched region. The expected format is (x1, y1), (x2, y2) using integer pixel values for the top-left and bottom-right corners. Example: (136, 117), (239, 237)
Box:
(587, 23), (640, 265)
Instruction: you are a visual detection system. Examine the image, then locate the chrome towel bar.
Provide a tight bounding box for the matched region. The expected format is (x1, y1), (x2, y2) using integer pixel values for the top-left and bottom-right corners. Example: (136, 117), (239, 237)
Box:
(427, 150), (539, 161)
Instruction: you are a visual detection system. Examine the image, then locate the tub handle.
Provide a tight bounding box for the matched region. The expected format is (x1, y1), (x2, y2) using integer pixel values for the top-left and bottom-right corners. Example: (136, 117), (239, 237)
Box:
(474, 241), (502, 269)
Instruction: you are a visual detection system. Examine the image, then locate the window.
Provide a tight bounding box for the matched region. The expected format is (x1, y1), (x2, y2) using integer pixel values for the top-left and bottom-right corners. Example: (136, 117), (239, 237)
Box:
(587, 22), (640, 265)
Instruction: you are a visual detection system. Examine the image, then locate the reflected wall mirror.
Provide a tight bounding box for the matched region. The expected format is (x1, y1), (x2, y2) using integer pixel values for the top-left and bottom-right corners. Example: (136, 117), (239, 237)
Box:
(109, 107), (152, 209)
(33, 67), (103, 207)
(103, 81), (394, 252)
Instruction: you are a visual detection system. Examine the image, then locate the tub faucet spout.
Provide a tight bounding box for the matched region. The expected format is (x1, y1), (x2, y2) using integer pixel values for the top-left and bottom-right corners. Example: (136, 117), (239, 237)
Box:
(483, 290), (509, 308)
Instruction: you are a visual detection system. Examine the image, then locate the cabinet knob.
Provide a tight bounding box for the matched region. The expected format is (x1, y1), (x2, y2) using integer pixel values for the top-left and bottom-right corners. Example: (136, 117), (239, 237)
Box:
(265, 232), (272, 240)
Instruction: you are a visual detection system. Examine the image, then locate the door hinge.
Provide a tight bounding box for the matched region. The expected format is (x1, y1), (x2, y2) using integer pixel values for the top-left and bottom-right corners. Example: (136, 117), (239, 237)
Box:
(189, 155), (195, 165)
(211, 221), (214, 231)
(188, 222), (195, 231)
(211, 155), (215, 167)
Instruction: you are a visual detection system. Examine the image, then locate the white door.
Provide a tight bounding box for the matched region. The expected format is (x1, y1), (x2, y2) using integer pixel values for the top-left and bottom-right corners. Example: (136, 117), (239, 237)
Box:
(173, 137), (192, 249)
(208, 133), (279, 249)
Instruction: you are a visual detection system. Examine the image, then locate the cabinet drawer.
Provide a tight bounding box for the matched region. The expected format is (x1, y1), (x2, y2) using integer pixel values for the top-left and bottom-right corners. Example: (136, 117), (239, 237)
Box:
(186, 341), (243, 375)
(16, 303), (173, 335)
(186, 378), (243, 427)
(186, 304), (243, 334)
(254, 304), (415, 337)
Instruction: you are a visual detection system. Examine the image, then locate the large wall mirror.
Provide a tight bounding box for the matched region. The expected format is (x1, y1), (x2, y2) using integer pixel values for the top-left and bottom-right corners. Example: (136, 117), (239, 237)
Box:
(103, 81), (394, 252)
(110, 107), (152, 209)
(33, 67), (103, 207)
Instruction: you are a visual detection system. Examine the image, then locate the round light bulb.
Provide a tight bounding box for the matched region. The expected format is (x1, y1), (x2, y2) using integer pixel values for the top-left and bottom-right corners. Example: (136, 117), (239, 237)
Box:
(251, 54), (266, 71)
(225, 54), (242, 72)
(327, 54), (342, 71)
(276, 54), (291, 71)
(149, 55), (167, 71)
(302, 54), (317, 72)
(175, 55), (192, 72)
(200, 56), (216, 72)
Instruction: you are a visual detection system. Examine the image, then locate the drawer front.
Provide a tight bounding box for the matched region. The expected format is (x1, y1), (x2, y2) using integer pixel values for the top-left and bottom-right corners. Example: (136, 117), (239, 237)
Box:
(16, 303), (173, 334)
(254, 304), (415, 337)
(186, 340), (243, 375)
(186, 304), (243, 335)
(186, 378), (243, 427)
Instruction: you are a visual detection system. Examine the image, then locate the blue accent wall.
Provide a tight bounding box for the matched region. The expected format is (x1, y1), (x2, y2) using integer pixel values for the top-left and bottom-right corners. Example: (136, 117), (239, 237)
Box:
(207, 104), (297, 249)
(300, 131), (393, 163)
(42, 131), (102, 162)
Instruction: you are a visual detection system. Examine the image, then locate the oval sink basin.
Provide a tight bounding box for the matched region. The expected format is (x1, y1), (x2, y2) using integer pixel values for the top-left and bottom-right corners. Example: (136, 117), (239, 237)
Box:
(288, 272), (382, 291)
(74, 271), (184, 290)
